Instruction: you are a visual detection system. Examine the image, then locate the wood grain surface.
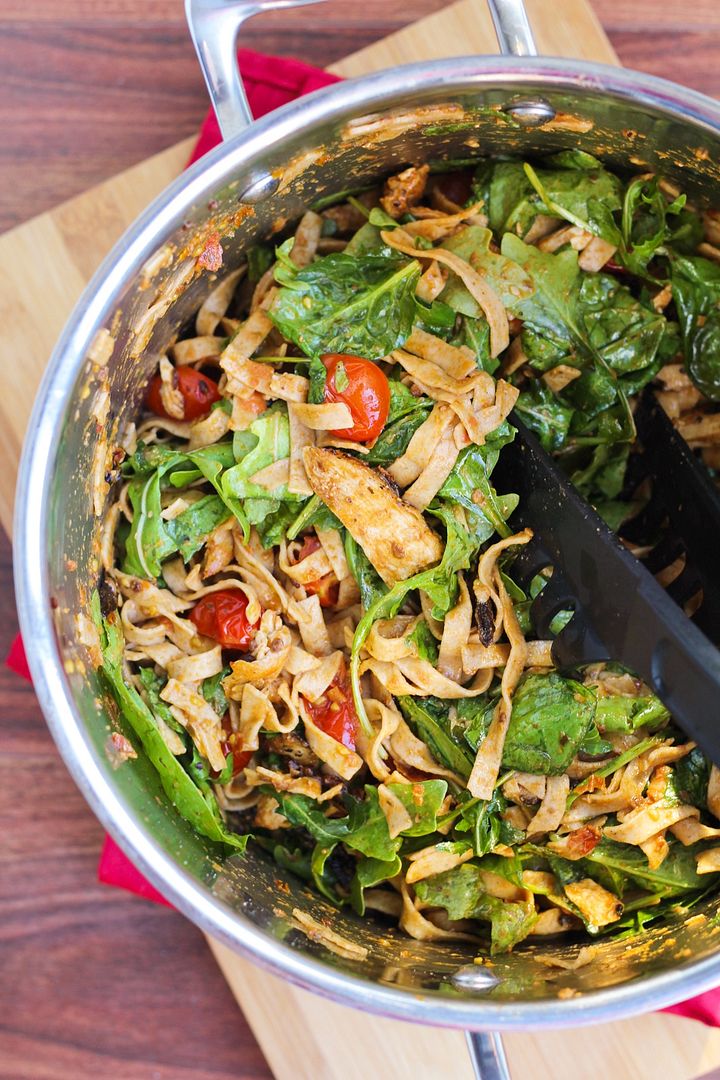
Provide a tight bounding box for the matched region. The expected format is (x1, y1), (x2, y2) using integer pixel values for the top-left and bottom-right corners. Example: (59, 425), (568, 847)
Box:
(2, 2), (720, 1079)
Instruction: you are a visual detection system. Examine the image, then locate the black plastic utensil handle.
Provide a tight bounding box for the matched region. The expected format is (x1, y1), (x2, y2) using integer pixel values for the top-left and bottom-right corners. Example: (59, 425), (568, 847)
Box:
(496, 421), (720, 763)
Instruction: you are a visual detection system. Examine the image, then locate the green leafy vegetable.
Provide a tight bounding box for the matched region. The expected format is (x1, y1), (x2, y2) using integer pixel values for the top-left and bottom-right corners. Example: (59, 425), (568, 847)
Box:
(464, 673), (596, 775)
(93, 594), (248, 851)
(405, 619), (439, 664)
(671, 255), (720, 400)
(344, 532), (387, 609)
(350, 855), (402, 916)
(398, 697), (473, 779)
(415, 863), (538, 952)
(271, 242), (421, 359)
(595, 694), (669, 733)
(386, 779), (448, 836)
(270, 788), (398, 862)
(674, 747), (711, 809)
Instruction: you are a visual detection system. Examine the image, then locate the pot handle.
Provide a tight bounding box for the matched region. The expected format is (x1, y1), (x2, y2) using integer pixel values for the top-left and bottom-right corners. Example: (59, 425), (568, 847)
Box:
(466, 1031), (511, 1080)
(185, 0), (327, 141)
(487, 0), (537, 57)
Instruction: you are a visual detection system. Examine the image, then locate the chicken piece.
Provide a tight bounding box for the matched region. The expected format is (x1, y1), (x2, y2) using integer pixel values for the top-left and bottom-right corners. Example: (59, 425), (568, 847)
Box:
(380, 164), (429, 219)
(302, 447), (443, 586)
(563, 878), (623, 929)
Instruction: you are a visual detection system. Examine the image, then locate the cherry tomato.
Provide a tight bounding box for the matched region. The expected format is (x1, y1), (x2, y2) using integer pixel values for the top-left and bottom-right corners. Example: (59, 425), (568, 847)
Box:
(322, 354), (390, 443)
(146, 366), (221, 421)
(305, 661), (358, 750)
(219, 715), (253, 777)
(295, 535), (339, 608)
(189, 589), (259, 649)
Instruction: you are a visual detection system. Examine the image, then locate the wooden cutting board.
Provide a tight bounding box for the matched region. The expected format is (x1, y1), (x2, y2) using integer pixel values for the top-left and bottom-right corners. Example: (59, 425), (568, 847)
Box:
(4, 0), (720, 1075)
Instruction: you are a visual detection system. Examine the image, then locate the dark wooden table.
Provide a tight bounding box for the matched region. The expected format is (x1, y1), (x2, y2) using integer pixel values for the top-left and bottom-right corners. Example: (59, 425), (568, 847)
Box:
(2, 2), (720, 1077)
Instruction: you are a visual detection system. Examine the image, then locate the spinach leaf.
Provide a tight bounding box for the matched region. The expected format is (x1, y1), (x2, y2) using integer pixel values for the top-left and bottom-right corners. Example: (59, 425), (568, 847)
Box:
(223, 405), (305, 532)
(364, 408), (431, 466)
(514, 381), (574, 452)
(271, 242), (421, 359)
(273, 843), (313, 882)
(595, 694), (669, 734)
(671, 255), (720, 400)
(674, 747), (711, 809)
(464, 672), (596, 775)
(247, 243), (274, 284)
(398, 697), (474, 779)
(452, 316), (497, 374)
(386, 779), (448, 836)
(93, 595), (248, 850)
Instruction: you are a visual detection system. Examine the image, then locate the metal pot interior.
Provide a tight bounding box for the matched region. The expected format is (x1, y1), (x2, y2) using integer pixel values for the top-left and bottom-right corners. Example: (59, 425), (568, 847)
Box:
(22, 61), (720, 1028)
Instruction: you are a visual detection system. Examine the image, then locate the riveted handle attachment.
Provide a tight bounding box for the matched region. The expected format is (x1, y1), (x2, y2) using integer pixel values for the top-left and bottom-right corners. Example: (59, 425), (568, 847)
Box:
(185, 0), (327, 141)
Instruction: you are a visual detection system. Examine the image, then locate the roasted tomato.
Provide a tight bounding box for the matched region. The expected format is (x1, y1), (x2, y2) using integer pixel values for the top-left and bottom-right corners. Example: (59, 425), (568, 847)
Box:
(321, 353), (390, 443)
(219, 715), (253, 777)
(146, 366), (221, 421)
(295, 535), (339, 609)
(189, 589), (259, 649)
(305, 660), (358, 750)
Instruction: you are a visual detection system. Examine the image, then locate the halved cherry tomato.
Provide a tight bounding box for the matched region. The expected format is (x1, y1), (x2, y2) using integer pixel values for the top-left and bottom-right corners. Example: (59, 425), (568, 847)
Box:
(295, 535), (339, 609)
(305, 660), (358, 750)
(146, 366), (221, 421)
(189, 589), (259, 649)
(322, 353), (390, 443)
(219, 715), (253, 777)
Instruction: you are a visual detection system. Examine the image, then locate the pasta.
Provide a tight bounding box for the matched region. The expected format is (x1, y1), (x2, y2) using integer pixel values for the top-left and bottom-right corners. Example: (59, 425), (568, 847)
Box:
(94, 156), (720, 959)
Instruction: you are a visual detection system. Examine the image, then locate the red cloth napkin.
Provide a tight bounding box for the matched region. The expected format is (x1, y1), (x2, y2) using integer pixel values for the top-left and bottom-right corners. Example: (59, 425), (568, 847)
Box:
(8, 49), (720, 1026)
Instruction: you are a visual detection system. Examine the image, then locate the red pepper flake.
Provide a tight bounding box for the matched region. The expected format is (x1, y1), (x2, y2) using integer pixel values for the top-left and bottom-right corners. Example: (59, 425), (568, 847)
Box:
(198, 232), (223, 272)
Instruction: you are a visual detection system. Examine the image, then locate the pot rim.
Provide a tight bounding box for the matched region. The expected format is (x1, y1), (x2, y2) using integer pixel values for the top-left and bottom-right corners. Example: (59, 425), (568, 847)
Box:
(15, 54), (720, 1029)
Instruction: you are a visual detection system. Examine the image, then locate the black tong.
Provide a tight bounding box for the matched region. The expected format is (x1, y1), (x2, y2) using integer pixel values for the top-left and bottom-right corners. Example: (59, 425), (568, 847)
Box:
(495, 396), (720, 762)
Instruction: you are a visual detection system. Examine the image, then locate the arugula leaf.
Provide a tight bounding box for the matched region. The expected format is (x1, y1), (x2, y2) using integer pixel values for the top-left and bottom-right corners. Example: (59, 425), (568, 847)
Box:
(463, 673), (596, 775)
(137, 667), (186, 735)
(285, 495), (341, 541)
(671, 254), (720, 400)
(398, 697), (474, 779)
(270, 244), (421, 359)
(414, 863), (538, 952)
(344, 532), (387, 609)
(165, 495), (232, 561)
(405, 619), (439, 664)
(93, 595), (248, 851)
(487, 158), (621, 241)
(270, 788), (398, 862)
(350, 854), (402, 916)
(386, 780), (448, 836)
(223, 406), (305, 533)
(311, 843), (342, 904)
(387, 379), (432, 424)
(123, 471), (171, 579)
(201, 667), (231, 717)
(437, 439), (518, 540)
(585, 839), (717, 896)
(618, 176), (687, 278)
(453, 786), (506, 857)
(272, 843), (313, 882)
(350, 504), (477, 733)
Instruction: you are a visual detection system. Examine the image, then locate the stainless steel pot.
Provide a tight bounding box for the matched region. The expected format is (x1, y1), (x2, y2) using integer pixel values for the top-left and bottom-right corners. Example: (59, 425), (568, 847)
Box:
(14, 0), (720, 1070)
